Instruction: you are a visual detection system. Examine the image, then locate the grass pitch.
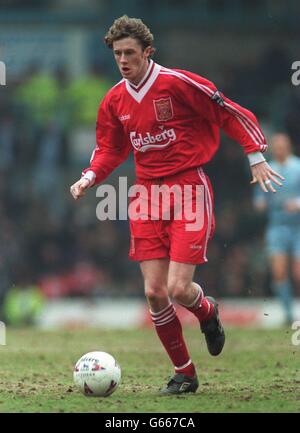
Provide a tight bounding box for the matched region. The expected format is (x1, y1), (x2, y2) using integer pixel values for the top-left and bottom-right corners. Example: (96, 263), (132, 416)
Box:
(0, 326), (299, 413)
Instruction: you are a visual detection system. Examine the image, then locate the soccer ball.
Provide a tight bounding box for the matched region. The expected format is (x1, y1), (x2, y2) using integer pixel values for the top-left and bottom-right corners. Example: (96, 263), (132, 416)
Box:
(73, 351), (121, 397)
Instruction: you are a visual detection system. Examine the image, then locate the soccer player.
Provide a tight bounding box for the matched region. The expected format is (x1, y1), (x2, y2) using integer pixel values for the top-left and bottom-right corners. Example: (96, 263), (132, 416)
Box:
(70, 16), (284, 394)
(254, 132), (300, 325)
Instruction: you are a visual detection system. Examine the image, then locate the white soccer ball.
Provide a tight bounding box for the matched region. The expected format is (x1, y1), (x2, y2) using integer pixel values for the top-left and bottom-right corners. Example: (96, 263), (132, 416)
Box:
(73, 351), (121, 397)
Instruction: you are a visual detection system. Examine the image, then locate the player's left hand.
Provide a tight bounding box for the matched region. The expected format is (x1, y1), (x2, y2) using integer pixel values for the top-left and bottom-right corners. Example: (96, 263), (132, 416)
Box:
(250, 161), (284, 193)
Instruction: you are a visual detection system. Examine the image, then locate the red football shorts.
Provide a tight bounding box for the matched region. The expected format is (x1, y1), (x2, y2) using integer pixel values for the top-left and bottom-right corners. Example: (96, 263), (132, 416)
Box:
(129, 166), (215, 264)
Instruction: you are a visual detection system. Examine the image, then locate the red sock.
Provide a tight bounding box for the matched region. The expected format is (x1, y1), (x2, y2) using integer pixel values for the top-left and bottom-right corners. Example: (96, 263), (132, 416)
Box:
(181, 285), (214, 323)
(151, 304), (196, 377)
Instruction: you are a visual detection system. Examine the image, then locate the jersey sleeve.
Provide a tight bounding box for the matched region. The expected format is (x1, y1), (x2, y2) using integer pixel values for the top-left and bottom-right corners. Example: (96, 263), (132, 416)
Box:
(82, 95), (131, 185)
(174, 69), (268, 155)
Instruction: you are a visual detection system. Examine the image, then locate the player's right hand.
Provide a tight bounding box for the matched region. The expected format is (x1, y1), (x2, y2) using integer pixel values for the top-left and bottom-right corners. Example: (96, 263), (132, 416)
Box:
(70, 178), (91, 200)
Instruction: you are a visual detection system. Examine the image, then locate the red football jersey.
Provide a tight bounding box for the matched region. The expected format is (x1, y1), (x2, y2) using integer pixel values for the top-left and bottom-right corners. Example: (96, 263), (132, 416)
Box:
(83, 60), (267, 184)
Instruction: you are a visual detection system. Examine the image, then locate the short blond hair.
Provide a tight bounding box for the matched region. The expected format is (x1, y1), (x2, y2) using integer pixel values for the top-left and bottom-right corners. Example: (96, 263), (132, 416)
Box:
(104, 15), (155, 56)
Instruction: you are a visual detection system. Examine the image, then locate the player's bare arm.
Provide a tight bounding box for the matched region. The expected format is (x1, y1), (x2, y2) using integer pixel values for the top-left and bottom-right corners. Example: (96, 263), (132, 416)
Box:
(250, 160), (284, 193)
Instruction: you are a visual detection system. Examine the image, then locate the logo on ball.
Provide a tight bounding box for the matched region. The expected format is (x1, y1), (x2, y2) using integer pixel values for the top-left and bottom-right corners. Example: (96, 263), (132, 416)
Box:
(73, 351), (121, 397)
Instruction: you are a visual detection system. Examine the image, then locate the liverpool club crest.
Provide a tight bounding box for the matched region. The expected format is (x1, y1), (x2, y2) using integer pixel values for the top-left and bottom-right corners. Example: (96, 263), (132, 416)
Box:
(153, 97), (174, 122)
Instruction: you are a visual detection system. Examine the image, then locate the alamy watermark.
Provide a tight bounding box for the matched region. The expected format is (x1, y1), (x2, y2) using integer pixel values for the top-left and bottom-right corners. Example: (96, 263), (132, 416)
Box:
(0, 322), (6, 345)
(95, 177), (206, 231)
(0, 61), (6, 86)
(291, 321), (300, 347)
(291, 61), (300, 86)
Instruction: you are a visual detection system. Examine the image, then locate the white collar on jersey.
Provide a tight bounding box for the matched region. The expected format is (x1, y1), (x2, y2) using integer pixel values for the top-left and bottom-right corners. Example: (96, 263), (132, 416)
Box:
(125, 59), (161, 103)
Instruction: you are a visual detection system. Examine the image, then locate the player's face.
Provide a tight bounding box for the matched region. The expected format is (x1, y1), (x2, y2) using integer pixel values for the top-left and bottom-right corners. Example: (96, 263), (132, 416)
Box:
(271, 133), (292, 162)
(113, 37), (152, 85)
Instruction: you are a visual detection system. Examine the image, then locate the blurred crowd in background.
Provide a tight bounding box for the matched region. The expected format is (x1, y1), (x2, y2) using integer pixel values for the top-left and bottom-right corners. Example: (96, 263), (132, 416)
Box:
(0, 0), (300, 322)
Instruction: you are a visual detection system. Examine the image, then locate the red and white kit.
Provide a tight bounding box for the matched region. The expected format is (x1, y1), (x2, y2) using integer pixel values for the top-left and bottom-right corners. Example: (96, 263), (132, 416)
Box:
(83, 60), (267, 263)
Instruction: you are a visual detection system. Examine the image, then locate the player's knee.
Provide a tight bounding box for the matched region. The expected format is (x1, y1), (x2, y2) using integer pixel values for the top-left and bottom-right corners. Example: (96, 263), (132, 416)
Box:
(144, 284), (168, 304)
(273, 270), (288, 282)
(271, 260), (288, 281)
(292, 269), (300, 286)
(168, 279), (191, 302)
